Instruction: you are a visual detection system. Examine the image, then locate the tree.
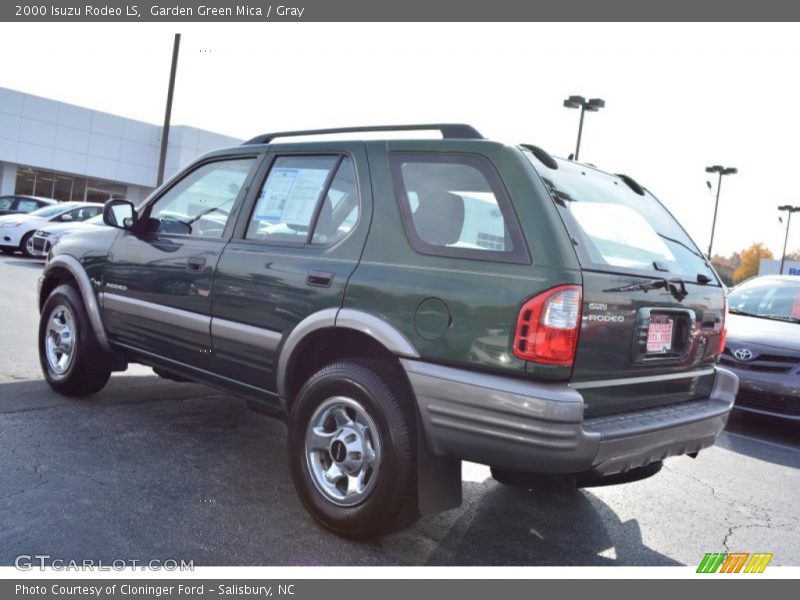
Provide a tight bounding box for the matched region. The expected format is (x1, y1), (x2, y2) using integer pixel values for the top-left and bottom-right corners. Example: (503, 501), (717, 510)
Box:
(733, 243), (774, 284)
(785, 249), (800, 262)
(713, 266), (734, 288)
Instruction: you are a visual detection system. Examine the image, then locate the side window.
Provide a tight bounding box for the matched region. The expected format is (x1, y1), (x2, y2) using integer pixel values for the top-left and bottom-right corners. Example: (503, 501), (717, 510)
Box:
(311, 158), (359, 245)
(391, 153), (528, 263)
(64, 206), (102, 221)
(146, 158), (255, 238)
(246, 155), (358, 245)
(54, 209), (76, 222)
(15, 199), (39, 212)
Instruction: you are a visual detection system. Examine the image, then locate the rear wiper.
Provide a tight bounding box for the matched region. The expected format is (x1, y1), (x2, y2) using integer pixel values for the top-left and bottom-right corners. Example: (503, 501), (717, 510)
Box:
(604, 277), (688, 301)
(657, 233), (707, 261)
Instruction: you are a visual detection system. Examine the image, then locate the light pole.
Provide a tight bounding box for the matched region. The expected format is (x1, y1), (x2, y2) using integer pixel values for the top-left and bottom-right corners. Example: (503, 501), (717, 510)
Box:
(778, 205), (800, 274)
(704, 165), (737, 258)
(157, 33), (181, 187)
(563, 95), (605, 161)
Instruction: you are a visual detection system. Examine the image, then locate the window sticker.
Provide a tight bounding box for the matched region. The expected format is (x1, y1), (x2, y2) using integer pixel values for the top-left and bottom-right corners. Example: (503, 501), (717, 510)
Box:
(255, 167), (330, 225)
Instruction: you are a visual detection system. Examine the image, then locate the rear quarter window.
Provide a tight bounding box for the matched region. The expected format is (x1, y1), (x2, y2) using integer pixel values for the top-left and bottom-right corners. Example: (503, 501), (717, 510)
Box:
(390, 153), (529, 264)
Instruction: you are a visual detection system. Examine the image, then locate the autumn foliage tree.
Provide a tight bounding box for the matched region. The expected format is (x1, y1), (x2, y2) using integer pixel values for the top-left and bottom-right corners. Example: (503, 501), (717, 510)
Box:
(732, 243), (774, 284)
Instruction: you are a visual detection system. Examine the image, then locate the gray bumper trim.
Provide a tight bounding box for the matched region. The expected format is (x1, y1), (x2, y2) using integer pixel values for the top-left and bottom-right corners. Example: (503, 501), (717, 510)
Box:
(402, 360), (738, 476)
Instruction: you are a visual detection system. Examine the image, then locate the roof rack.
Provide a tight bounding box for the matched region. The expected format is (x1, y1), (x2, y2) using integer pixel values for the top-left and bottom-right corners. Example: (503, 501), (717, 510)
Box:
(242, 123), (483, 145)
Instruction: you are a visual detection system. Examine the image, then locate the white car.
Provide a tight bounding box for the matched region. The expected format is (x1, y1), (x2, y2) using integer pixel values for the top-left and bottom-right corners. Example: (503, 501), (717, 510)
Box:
(28, 214), (107, 258)
(0, 202), (103, 257)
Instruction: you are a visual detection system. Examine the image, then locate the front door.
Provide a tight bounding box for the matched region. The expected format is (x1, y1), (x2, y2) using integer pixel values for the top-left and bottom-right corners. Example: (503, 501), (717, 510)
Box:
(210, 143), (371, 397)
(102, 154), (261, 369)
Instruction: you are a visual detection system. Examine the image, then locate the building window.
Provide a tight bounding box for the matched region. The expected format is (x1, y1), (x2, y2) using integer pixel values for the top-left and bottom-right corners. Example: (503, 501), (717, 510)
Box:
(14, 166), (126, 203)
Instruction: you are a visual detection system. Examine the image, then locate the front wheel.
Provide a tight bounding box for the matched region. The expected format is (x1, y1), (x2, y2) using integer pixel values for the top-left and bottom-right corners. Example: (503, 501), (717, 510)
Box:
(39, 284), (110, 396)
(287, 359), (419, 538)
(20, 232), (35, 258)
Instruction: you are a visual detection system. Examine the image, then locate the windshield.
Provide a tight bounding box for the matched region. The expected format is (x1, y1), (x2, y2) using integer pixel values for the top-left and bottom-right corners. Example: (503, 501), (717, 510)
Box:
(728, 278), (800, 322)
(524, 152), (716, 283)
(28, 204), (74, 218)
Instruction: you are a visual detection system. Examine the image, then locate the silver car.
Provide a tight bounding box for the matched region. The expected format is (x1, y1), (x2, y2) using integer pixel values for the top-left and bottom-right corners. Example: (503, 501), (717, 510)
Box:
(720, 275), (800, 421)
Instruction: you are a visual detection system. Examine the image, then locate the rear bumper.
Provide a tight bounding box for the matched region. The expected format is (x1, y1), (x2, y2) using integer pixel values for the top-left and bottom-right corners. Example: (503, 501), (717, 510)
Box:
(402, 360), (738, 476)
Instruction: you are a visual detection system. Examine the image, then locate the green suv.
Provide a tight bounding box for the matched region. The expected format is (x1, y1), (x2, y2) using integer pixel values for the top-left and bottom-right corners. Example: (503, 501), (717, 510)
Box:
(37, 124), (738, 538)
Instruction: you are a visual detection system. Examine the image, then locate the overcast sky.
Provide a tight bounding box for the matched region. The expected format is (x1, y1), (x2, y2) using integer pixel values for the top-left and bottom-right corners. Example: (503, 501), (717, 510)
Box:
(1, 22), (799, 258)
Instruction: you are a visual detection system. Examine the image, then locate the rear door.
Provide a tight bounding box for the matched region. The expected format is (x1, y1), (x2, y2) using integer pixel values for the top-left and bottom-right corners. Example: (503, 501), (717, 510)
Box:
(209, 143), (371, 395)
(102, 153), (261, 369)
(525, 154), (726, 416)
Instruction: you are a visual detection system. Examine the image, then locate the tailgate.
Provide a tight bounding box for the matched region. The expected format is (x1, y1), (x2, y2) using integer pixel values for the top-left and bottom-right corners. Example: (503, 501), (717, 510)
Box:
(573, 271), (725, 417)
(521, 150), (728, 417)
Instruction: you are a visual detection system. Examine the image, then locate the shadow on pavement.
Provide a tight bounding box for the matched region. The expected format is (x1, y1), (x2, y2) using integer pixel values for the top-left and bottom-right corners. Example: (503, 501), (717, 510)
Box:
(0, 375), (678, 566)
(718, 411), (800, 469)
(0, 374), (214, 413)
(416, 480), (680, 566)
(1, 257), (44, 269)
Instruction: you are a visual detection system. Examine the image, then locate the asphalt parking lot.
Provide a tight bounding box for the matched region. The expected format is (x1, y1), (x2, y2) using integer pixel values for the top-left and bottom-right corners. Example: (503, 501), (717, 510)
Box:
(1, 253), (798, 567)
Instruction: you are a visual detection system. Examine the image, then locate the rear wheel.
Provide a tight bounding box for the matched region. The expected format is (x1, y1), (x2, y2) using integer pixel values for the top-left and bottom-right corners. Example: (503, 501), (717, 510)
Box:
(38, 284), (110, 396)
(287, 359), (419, 538)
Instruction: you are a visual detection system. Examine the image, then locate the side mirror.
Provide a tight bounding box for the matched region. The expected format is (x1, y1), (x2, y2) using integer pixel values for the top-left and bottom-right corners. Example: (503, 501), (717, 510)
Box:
(60, 214), (73, 222)
(103, 199), (136, 230)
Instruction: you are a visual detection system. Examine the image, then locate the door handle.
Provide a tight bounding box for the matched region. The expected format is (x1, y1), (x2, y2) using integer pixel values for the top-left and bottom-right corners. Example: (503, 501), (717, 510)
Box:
(187, 256), (206, 271)
(307, 270), (334, 287)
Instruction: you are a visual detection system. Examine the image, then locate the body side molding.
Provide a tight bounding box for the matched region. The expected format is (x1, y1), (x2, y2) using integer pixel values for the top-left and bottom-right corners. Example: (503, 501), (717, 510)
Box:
(41, 255), (112, 352)
(211, 318), (282, 352)
(103, 293), (210, 335)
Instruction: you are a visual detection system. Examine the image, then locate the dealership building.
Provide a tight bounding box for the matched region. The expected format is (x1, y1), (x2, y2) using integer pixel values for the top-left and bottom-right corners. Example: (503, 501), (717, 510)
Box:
(0, 86), (241, 207)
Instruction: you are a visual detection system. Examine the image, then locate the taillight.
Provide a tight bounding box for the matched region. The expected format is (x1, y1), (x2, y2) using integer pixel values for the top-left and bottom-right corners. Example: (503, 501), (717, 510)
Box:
(513, 284), (582, 366)
(718, 295), (728, 355)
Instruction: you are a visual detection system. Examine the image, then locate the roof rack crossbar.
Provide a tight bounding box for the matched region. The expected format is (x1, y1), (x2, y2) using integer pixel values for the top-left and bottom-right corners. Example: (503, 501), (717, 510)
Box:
(242, 123), (483, 145)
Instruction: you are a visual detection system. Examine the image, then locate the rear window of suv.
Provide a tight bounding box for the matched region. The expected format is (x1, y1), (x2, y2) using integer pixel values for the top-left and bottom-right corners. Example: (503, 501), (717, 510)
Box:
(524, 153), (717, 283)
(390, 153), (529, 264)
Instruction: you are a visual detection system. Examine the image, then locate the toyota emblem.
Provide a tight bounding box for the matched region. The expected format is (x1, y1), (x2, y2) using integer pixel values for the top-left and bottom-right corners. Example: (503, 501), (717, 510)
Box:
(733, 348), (754, 361)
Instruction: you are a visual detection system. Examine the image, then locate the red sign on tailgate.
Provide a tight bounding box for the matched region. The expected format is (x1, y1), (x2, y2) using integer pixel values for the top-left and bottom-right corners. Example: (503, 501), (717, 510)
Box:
(647, 320), (673, 354)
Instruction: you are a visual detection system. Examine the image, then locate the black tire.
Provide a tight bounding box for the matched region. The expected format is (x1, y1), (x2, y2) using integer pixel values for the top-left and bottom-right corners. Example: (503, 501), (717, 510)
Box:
(287, 359), (419, 539)
(39, 284), (111, 396)
(19, 231), (35, 258)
